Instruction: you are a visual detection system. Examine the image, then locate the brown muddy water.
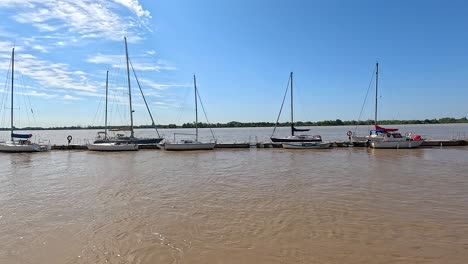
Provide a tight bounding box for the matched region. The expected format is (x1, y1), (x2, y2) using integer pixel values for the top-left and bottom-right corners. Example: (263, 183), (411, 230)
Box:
(1, 147), (468, 263)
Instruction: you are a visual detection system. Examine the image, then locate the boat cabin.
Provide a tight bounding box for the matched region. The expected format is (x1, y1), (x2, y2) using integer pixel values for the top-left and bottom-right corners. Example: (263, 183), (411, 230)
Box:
(369, 130), (407, 141)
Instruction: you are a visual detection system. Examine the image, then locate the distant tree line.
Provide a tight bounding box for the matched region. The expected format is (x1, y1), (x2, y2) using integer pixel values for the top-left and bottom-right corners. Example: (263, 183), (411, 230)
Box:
(1, 117), (466, 130)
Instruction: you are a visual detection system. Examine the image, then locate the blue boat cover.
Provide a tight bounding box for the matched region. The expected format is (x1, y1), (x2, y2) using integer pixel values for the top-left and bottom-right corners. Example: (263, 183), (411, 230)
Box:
(12, 133), (32, 139)
(293, 126), (310, 132)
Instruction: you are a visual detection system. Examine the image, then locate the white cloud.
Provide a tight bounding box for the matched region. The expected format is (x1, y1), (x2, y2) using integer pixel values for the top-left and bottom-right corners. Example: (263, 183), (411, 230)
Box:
(86, 54), (123, 64)
(86, 54), (177, 72)
(63, 94), (82, 100)
(20, 90), (57, 99)
(1, 0), (151, 41)
(0, 40), (14, 52)
(34, 23), (62, 32)
(146, 50), (156, 55)
(138, 78), (190, 90)
(0, 51), (98, 92)
(32, 45), (48, 53)
(112, 0), (151, 18)
(129, 61), (177, 71)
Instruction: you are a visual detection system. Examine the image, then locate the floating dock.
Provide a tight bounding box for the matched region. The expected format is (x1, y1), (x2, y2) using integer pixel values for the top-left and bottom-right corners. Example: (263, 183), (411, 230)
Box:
(50, 139), (467, 150)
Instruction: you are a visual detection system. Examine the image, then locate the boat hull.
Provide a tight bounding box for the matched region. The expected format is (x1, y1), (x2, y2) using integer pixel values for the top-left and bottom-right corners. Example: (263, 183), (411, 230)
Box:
(282, 142), (331, 149)
(271, 136), (322, 143)
(94, 137), (163, 145)
(162, 142), (216, 151)
(370, 140), (423, 149)
(87, 143), (138, 151)
(0, 143), (50, 152)
(350, 135), (369, 142)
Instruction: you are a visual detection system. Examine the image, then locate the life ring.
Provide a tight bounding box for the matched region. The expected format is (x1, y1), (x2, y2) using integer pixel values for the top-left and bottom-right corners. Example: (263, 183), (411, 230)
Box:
(346, 131), (352, 137)
(67, 135), (73, 143)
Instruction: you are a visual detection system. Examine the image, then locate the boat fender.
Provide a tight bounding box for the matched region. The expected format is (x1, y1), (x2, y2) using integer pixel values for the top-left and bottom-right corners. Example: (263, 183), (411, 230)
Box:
(346, 131), (352, 137)
(67, 135), (73, 144)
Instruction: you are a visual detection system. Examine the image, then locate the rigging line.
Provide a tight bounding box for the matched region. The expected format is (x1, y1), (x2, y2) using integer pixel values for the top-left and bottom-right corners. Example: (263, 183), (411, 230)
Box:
(90, 71), (105, 129)
(90, 95), (103, 128)
(196, 88), (216, 140)
(0, 58), (13, 129)
(175, 82), (190, 125)
(129, 59), (160, 137)
(355, 65), (376, 131)
(17, 73), (31, 126)
(271, 76), (291, 137)
(19, 71), (38, 126)
(109, 65), (126, 128)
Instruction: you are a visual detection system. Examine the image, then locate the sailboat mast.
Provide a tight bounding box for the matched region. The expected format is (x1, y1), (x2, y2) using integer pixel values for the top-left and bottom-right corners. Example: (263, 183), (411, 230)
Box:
(124, 37), (134, 137)
(194, 75), (198, 141)
(104, 70), (109, 139)
(374, 62), (379, 126)
(290, 72), (294, 136)
(10, 48), (14, 140)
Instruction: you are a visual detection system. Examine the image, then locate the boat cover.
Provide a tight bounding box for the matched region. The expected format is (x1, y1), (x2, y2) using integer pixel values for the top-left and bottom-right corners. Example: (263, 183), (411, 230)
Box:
(292, 126), (310, 132)
(374, 125), (398, 132)
(12, 133), (32, 139)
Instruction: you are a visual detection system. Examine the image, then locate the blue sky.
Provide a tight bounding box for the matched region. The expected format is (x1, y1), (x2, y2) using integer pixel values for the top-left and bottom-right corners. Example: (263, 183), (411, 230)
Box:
(0, 0), (467, 127)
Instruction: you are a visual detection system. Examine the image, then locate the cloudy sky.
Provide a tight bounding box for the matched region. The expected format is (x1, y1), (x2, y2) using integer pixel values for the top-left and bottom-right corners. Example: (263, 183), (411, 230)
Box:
(1, 0), (467, 128)
(0, 0), (188, 128)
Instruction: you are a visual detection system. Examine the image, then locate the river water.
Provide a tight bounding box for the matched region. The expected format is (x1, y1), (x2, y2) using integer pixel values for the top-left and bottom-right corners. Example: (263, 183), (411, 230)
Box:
(1, 124), (467, 145)
(1, 125), (468, 263)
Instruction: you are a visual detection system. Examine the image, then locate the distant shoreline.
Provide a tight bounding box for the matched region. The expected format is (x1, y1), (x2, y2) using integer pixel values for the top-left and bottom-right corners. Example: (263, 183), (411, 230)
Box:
(1, 117), (467, 131)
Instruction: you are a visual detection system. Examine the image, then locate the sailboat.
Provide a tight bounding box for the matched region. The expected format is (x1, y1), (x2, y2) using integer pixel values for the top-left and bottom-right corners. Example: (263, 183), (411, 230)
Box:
(365, 63), (423, 149)
(93, 37), (163, 145)
(160, 75), (216, 151)
(270, 72), (322, 143)
(0, 48), (51, 152)
(87, 71), (138, 151)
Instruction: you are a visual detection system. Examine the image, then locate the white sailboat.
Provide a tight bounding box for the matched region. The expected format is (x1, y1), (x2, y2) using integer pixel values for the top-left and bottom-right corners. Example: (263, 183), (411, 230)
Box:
(93, 37), (163, 145)
(88, 70), (138, 151)
(271, 72), (322, 143)
(0, 48), (51, 153)
(365, 63), (423, 149)
(161, 75), (216, 151)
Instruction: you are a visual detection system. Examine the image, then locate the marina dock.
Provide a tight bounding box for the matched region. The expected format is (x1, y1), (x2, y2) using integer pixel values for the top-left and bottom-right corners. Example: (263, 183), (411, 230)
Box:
(50, 139), (468, 150)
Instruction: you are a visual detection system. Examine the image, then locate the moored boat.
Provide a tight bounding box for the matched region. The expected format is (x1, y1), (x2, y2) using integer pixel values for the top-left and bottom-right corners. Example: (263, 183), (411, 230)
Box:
(270, 72), (323, 143)
(282, 142), (331, 149)
(271, 134), (322, 143)
(93, 37), (163, 145)
(363, 63), (423, 149)
(160, 75), (216, 151)
(0, 140), (51, 152)
(369, 125), (423, 149)
(0, 48), (50, 153)
(87, 71), (139, 152)
(162, 140), (216, 151)
(87, 142), (138, 151)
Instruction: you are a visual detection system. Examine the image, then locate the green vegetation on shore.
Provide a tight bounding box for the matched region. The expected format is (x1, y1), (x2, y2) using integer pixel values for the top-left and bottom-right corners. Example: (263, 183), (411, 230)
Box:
(1, 117), (467, 130)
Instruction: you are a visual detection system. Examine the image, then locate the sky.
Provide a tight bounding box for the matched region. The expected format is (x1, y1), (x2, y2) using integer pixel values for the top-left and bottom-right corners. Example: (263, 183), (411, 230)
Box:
(0, 0), (467, 127)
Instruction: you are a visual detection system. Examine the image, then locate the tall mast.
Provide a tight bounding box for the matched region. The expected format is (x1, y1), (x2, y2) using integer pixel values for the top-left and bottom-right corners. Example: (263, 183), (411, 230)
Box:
(104, 70), (109, 139)
(10, 48), (14, 140)
(194, 75), (198, 141)
(374, 62), (379, 126)
(124, 37), (134, 137)
(290, 72), (294, 136)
